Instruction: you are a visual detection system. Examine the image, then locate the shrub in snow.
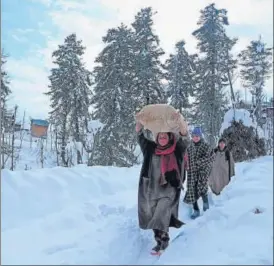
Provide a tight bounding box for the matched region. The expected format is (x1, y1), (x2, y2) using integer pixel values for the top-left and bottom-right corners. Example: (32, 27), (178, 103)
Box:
(221, 120), (266, 162)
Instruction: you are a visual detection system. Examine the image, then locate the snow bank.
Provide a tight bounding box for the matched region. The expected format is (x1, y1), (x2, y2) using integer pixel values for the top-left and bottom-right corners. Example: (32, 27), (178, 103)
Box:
(220, 108), (264, 138)
(158, 156), (273, 265)
(1, 165), (139, 231)
(1, 157), (273, 265)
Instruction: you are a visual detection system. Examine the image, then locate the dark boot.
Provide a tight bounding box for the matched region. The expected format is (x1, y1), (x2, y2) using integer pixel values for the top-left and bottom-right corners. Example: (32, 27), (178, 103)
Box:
(159, 231), (170, 252)
(151, 230), (170, 254)
(191, 201), (200, 219)
(151, 230), (162, 254)
(202, 193), (209, 212)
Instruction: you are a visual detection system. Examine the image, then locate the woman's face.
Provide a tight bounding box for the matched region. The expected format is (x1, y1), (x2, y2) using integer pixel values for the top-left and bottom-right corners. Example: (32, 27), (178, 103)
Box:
(219, 141), (226, 150)
(157, 133), (169, 146)
(192, 135), (200, 143)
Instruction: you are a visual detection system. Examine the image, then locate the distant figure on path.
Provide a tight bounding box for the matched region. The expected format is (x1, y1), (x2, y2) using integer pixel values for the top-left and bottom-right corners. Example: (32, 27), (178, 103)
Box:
(209, 138), (235, 195)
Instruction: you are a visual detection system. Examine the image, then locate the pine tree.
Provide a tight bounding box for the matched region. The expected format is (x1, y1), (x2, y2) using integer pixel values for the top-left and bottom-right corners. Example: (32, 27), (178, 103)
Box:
(238, 37), (272, 125)
(1, 52), (12, 131)
(1, 52), (11, 130)
(131, 7), (166, 106)
(1, 52), (11, 105)
(165, 40), (196, 113)
(45, 34), (92, 166)
(91, 24), (138, 166)
(0, 51), (12, 169)
(192, 3), (237, 146)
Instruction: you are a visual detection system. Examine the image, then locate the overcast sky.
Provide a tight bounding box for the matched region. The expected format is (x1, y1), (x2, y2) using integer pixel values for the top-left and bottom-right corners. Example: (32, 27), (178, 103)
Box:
(2, 0), (273, 121)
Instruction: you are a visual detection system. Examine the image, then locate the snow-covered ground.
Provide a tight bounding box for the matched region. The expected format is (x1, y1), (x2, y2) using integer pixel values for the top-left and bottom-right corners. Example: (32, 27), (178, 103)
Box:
(2, 118), (142, 171)
(1, 156), (273, 265)
(2, 131), (57, 171)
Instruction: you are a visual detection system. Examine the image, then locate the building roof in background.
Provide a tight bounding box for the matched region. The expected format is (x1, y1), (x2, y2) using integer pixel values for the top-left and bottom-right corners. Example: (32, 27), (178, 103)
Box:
(31, 119), (49, 127)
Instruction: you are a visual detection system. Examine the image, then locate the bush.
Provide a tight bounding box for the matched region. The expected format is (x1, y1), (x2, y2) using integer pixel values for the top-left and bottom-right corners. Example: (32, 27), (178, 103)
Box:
(221, 120), (266, 162)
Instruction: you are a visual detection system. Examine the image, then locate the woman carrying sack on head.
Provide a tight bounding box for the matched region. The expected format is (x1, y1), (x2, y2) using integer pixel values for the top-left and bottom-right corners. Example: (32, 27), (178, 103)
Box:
(135, 112), (189, 255)
(209, 138), (235, 195)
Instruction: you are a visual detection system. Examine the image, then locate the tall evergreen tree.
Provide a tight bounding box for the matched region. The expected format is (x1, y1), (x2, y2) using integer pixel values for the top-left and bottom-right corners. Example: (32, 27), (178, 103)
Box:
(0, 51), (12, 169)
(45, 34), (91, 165)
(1, 52), (11, 105)
(238, 37), (272, 124)
(131, 7), (166, 106)
(192, 3), (237, 146)
(91, 24), (138, 166)
(165, 40), (196, 113)
(1, 52), (11, 129)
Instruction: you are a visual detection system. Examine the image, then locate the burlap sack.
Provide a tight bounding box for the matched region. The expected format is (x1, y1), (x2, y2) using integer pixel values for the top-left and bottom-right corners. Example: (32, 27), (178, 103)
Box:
(135, 104), (188, 138)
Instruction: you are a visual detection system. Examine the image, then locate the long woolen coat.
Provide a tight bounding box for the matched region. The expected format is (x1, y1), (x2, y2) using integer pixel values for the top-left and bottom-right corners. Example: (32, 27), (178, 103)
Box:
(209, 147), (235, 195)
(137, 130), (188, 231)
(184, 139), (214, 204)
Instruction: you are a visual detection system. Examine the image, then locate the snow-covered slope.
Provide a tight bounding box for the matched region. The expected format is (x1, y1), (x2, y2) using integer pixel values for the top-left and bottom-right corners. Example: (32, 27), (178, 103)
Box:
(1, 156), (273, 265)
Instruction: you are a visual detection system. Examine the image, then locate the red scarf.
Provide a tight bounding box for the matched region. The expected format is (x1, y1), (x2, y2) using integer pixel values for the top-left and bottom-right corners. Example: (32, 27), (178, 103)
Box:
(155, 134), (180, 185)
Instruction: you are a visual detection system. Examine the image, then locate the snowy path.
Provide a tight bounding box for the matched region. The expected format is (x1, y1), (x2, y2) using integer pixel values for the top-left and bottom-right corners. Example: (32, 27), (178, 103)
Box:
(1, 157), (273, 265)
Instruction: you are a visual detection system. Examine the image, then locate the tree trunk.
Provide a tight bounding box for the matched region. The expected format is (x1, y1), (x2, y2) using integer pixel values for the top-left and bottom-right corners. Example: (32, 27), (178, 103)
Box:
(55, 128), (59, 166)
(75, 116), (82, 164)
(61, 119), (68, 167)
(40, 139), (44, 168)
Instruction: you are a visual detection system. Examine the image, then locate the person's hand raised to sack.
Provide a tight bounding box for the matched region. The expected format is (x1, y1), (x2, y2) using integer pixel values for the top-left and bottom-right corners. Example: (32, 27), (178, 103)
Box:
(135, 121), (143, 132)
